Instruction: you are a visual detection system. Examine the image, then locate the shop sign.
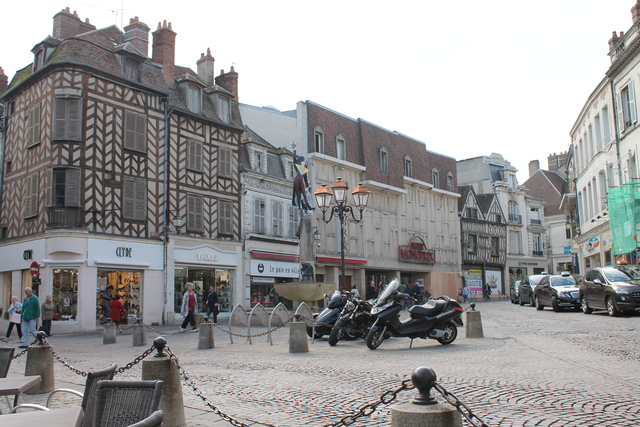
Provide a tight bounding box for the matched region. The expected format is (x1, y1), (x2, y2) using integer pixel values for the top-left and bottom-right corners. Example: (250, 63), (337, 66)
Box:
(398, 236), (435, 264)
(251, 277), (275, 284)
(116, 246), (133, 257)
(197, 253), (219, 261)
(250, 259), (300, 278)
(588, 237), (600, 250)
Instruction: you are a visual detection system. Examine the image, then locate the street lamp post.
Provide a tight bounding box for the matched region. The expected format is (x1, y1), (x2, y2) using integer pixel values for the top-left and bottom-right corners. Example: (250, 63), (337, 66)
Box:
(314, 178), (370, 290)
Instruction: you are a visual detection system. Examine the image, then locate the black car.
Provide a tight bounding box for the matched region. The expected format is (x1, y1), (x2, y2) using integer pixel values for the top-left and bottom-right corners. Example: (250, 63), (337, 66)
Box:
(580, 265), (640, 316)
(510, 280), (521, 304)
(534, 272), (581, 312)
(519, 273), (549, 306)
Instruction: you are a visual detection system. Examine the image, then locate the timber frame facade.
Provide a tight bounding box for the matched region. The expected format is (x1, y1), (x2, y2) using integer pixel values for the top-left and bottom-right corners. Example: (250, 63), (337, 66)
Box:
(0, 9), (243, 331)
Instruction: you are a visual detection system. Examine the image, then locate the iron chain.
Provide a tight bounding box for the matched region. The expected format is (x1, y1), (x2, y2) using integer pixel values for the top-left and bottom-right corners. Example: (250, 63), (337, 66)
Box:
(141, 322), (192, 336)
(164, 345), (276, 427)
(214, 317), (292, 338)
(433, 382), (490, 427)
(10, 338), (39, 360)
(43, 339), (88, 377)
(114, 345), (156, 375)
(323, 378), (415, 427)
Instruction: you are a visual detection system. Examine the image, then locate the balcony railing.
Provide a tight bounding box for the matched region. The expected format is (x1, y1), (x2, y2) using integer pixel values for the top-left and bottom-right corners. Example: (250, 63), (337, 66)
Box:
(508, 214), (522, 224)
(47, 206), (84, 228)
(532, 250), (544, 257)
(531, 219), (542, 225)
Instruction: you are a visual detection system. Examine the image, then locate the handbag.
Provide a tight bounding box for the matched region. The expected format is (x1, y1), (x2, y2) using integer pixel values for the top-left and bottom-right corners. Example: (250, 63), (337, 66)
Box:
(10, 312), (21, 324)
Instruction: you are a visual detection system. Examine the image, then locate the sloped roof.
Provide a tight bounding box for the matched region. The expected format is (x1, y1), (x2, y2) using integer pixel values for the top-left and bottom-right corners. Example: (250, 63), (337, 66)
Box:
(457, 185), (472, 211)
(476, 194), (494, 215)
(523, 169), (568, 216)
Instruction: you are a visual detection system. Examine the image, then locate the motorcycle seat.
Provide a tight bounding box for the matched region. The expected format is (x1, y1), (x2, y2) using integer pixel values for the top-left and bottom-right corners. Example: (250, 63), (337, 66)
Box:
(410, 299), (447, 318)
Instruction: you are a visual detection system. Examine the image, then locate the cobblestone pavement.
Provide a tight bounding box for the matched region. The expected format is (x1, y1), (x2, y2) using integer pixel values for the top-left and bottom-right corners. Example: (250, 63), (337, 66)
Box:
(1, 301), (639, 426)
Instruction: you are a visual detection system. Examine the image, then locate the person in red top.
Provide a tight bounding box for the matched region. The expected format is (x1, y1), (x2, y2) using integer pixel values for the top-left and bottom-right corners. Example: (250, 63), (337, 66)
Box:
(110, 295), (127, 333)
(180, 282), (199, 332)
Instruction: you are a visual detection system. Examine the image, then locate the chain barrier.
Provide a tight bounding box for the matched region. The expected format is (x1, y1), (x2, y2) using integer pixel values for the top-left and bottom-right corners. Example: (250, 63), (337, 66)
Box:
(323, 378), (414, 427)
(141, 322), (192, 336)
(164, 345), (275, 427)
(114, 345), (155, 375)
(213, 316), (293, 339)
(433, 382), (490, 427)
(10, 337), (39, 360)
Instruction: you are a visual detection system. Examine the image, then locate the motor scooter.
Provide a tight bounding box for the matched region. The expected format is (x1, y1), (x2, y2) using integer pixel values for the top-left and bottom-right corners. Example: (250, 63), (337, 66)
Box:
(366, 278), (464, 349)
(306, 290), (353, 339)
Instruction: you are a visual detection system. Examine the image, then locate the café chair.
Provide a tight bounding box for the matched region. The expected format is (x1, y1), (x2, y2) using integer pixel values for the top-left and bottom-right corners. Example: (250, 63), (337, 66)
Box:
(126, 410), (164, 427)
(93, 380), (163, 427)
(0, 347), (16, 409)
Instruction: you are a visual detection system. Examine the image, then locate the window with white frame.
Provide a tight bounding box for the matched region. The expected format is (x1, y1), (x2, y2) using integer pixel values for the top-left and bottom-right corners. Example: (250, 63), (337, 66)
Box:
(509, 230), (522, 255)
(432, 169), (439, 188)
(607, 163), (615, 187)
(313, 128), (324, 153)
(288, 206), (299, 238)
(447, 173), (454, 192)
(336, 136), (345, 160)
(620, 83), (637, 131)
(404, 156), (412, 177)
(123, 177), (147, 221)
(602, 105), (611, 143)
(53, 98), (82, 141)
(594, 114), (603, 151)
(186, 85), (201, 114)
(24, 173), (39, 218)
(380, 148), (388, 174)
(533, 233), (543, 255)
(218, 200), (233, 235)
(272, 201), (284, 236)
(219, 147), (232, 178)
(187, 139), (203, 172)
(598, 170), (607, 211)
(217, 96), (230, 123)
(124, 111), (147, 152)
(254, 199), (266, 233)
(52, 168), (81, 207)
(27, 105), (41, 147)
(255, 151), (263, 172)
(187, 194), (204, 232)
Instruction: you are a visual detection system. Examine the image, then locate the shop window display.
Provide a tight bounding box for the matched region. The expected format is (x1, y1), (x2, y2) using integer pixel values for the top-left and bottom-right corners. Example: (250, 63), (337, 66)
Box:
(174, 267), (234, 315)
(52, 268), (78, 321)
(97, 270), (142, 323)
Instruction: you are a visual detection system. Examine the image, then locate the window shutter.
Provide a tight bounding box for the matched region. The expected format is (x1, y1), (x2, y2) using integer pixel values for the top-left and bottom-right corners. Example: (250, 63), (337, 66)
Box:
(28, 105), (41, 146)
(67, 99), (82, 141)
(630, 80), (637, 124)
(194, 142), (202, 171)
(65, 169), (81, 207)
(134, 180), (146, 220)
(123, 179), (135, 219)
(616, 92), (624, 132)
(135, 113), (146, 152)
(254, 199), (260, 232)
(53, 98), (67, 140)
(125, 112), (135, 149)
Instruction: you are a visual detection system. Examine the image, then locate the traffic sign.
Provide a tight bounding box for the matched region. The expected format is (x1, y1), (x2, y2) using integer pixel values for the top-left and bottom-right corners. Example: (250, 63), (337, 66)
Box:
(30, 261), (40, 277)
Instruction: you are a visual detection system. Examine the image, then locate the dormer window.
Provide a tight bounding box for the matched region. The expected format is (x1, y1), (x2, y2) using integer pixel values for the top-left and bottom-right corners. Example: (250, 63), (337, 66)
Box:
(217, 96), (230, 124)
(404, 156), (412, 178)
(123, 57), (141, 82)
(33, 50), (44, 72)
(186, 85), (201, 114)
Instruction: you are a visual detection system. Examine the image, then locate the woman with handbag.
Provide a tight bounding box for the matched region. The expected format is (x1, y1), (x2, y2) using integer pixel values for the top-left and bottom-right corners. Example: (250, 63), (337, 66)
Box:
(2, 296), (23, 343)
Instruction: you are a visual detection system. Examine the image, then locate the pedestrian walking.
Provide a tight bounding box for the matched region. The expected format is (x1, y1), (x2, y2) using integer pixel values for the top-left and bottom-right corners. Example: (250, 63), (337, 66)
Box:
(366, 281), (378, 300)
(206, 284), (219, 324)
(101, 285), (114, 319)
(484, 283), (492, 301)
(2, 296), (22, 343)
(110, 295), (127, 333)
(180, 282), (199, 332)
(40, 295), (54, 336)
(462, 285), (470, 303)
(350, 285), (360, 298)
(19, 287), (40, 348)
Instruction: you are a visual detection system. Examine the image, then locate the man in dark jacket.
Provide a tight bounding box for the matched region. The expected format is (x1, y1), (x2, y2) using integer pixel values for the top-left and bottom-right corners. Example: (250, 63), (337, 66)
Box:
(206, 285), (219, 324)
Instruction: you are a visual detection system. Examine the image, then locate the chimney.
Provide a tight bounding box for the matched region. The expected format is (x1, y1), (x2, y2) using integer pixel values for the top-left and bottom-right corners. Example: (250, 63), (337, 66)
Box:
(634, 1), (640, 24)
(215, 66), (239, 100)
(124, 17), (150, 57)
(197, 48), (215, 86)
(528, 160), (540, 177)
(609, 31), (620, 50)
(152, 21), (176, 84)
(52, 7), (96, 40)
(0, 67), (8, 95)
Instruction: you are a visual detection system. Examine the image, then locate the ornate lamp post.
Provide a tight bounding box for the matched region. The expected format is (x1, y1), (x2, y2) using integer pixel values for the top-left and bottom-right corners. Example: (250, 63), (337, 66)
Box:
(314, 178), (370, 290)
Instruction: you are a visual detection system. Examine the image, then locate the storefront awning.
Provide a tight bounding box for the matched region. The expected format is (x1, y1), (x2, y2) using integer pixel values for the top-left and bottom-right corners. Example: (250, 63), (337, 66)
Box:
(316, 256), (367, 265)
(250, 250), (299, 262)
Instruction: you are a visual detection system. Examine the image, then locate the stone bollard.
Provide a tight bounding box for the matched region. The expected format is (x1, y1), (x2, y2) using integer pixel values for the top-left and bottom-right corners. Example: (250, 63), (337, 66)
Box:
(197, 321), (215, 349)
(25, 332), (55, 394)
(133, 323), (147, 346)
(103, 321), (117, 344)
(391, 366), (462, 427)
(142, 337), (186, 427)
(465, 304), (484, 338)
(289, 317), (309, 353)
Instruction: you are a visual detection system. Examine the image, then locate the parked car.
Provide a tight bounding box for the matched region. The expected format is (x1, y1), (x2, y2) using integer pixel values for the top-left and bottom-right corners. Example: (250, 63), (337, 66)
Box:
(580, 265), (640, 316)
(510, 280), (521, 304)
(534, 272), (581, 312)
(519, 273), (549, 306)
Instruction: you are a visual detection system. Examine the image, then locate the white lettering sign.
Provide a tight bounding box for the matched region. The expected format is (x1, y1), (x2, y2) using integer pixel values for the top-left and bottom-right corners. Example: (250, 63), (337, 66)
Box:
(198, 253), (220, 262)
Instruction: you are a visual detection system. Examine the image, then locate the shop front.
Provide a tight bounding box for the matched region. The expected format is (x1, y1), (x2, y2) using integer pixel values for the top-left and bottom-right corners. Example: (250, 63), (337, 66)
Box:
(249, 259), (299, 309)
(507, 258), (548, 289)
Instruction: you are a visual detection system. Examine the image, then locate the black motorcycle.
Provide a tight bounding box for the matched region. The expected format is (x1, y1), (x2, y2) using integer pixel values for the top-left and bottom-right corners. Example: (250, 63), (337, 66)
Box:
(328, 294), (375, 346)
(306, 290), (352, 339)
(366, 279), (464, 349)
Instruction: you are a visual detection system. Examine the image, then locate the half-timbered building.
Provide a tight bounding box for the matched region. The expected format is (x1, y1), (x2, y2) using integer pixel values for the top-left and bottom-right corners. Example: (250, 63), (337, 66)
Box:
(0, 9), (243, 331)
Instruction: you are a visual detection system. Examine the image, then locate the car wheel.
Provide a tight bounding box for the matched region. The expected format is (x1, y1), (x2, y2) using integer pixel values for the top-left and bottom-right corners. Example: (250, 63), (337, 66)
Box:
(535, 296), (544, 310)
(551, 296), (561, 312)
(581, 295), (592, 314)
(519, 298), (524, 306)
(606, 297), (620, 317)
(530, 295), (536, 307)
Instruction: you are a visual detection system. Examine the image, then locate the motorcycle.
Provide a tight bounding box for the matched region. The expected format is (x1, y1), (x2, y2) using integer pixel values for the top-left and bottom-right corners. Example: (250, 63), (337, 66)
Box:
(365, 278), (465, 350)
(306, 290), (352, 339)
(327, 294), (375, 346)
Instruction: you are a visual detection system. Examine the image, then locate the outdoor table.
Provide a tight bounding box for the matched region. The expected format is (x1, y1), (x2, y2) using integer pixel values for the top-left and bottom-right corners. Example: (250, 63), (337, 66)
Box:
(0, 375), (42, 414)
(1, 406), (83, 426)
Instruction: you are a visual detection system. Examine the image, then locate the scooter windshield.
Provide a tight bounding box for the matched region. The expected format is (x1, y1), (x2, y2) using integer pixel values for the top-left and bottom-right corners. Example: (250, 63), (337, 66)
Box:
(375, 279), (399, 306)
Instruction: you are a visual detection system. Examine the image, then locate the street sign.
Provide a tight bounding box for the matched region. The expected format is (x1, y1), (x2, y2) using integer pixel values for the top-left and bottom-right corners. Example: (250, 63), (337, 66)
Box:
(30, 261), (40, 277)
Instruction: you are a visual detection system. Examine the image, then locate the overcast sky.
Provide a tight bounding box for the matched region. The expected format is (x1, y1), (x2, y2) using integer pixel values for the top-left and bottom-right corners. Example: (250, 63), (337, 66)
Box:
(1, 0), (636, 182)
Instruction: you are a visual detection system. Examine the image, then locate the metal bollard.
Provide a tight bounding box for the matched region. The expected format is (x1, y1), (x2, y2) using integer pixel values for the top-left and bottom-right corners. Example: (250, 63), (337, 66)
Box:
(289, 315), (309, 353)
(465, 304), (484, 338)
(391, 366), (462, 426)
(103, 320), (117, 344)
(133, 323), (147, 346)
(25, 332), (55, 394)
(142, 337), (185, 427)
(197, 318), (215, 349)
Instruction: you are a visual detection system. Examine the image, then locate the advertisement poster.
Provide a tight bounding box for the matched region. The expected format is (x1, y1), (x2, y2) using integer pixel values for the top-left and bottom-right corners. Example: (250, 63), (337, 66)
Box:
(486, 270), (503, 296)
(463, 269), (483, 295)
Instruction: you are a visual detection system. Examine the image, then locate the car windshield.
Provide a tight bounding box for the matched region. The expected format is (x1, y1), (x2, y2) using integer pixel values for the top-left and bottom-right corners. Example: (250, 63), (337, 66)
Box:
(530, 276), (545, 286)
(615, 266), (640, 279)
(603, 268), (637, 282)
(550, 277), (576, 287)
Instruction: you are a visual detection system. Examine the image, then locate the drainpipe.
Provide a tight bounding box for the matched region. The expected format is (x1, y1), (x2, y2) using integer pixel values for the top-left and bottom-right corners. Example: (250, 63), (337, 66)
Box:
(0, 104), (6, 211)
(162, 97), (174, 325)
(610, 79), (622, 184)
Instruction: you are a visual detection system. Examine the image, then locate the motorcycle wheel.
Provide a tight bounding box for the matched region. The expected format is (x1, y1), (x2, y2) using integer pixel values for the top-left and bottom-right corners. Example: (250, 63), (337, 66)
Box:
(366, 327), (386, 350)
(436, 321), (458, 345)
(328, 319), (346, 346)
(306, 325), (324, 339)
